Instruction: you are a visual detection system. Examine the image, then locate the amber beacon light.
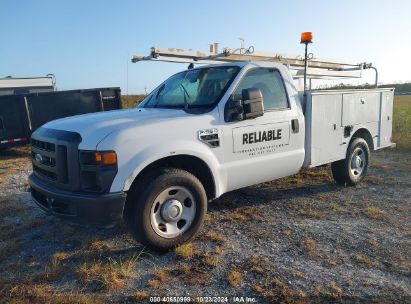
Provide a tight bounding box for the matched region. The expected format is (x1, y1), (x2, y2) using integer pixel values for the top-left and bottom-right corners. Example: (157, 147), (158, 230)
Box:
(300, 32), (313, 96)
(300, 32), (313, 44)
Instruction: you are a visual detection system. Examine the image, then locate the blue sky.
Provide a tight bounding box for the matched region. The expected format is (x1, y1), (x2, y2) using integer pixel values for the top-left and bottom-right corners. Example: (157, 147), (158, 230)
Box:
(1, 0), (410, 94)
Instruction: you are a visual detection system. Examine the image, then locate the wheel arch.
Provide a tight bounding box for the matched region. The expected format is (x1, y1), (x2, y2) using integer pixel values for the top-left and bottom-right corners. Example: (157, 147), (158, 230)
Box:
(351, 128), (374, 151)
(126, 154), (216, 202)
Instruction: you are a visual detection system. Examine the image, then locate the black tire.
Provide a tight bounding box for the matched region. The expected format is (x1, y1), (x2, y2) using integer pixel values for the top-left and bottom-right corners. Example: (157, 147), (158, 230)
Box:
(126, 168), (207, 251)
(331, 137), (370, 186)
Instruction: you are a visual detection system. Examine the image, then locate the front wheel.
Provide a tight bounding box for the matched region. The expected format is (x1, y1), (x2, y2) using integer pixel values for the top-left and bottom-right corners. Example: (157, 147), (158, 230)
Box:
(331, 137), (370, 186)
(127, 168), (207, 251)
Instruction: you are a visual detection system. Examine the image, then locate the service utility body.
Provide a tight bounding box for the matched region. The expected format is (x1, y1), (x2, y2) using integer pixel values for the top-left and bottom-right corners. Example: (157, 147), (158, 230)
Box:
(29, 34), (395, 250)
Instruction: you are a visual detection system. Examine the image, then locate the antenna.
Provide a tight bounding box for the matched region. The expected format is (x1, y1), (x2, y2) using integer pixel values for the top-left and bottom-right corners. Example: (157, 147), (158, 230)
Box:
(239, 37), (245, 51)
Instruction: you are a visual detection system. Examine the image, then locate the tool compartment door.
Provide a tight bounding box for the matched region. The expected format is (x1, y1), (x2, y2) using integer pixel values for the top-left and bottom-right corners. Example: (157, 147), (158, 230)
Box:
(342, 92), (380, 126)
(378, 90), (394, 148)
(306, 92), (345, 167)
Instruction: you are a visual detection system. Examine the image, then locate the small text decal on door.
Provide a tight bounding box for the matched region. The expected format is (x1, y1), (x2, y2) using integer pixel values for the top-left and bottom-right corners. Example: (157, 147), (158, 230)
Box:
(232, 122), (290, 156)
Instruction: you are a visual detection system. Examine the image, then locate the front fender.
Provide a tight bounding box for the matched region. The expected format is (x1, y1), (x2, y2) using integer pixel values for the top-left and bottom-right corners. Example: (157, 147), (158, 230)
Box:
(109, 140), (226, 197)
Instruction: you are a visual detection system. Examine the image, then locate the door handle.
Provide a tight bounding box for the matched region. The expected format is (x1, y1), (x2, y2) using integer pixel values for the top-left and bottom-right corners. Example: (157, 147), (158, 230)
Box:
(291, 119), (299, 133)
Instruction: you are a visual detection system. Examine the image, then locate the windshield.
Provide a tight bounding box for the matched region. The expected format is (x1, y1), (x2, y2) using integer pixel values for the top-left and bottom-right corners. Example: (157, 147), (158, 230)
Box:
(139, 66), (239, 109)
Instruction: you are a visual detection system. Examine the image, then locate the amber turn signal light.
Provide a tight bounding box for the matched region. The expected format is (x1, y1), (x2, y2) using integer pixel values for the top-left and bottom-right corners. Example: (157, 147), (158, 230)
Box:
(95, 151), (117, 165)
(300, 32), (313, 44)
(94, 152), (102, 163)
(102, 152), (117, 165)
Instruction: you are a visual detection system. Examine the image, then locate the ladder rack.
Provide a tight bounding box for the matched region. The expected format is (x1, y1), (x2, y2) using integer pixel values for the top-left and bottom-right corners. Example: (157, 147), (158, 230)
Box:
(131, 46), (374, 79)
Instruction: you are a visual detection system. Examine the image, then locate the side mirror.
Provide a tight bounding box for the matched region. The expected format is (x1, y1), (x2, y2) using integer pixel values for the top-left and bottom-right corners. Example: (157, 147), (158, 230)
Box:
(224, 88), (264, 122)
(242, 88), (264, 119)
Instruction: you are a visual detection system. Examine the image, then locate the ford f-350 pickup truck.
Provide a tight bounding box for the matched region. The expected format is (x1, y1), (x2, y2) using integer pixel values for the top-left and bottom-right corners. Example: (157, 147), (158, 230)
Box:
(29, 42), (395, 251)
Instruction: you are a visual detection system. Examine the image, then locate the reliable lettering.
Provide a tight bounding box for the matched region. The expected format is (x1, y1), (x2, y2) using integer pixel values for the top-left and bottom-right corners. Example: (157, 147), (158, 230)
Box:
(243, 129), (282, 144)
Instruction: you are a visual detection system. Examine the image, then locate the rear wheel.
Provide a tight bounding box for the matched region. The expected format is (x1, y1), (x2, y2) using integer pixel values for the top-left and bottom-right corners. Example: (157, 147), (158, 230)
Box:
(331, 137), (370, 186)
(127, 168), (207, 251)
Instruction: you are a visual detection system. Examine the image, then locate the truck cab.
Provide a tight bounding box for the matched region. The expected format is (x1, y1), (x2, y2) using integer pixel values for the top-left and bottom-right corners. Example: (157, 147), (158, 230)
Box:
(29, 59), (394, 251)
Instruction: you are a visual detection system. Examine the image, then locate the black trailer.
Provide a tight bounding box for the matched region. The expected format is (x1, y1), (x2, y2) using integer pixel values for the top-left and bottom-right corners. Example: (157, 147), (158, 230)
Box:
(0, 87), (121, 150)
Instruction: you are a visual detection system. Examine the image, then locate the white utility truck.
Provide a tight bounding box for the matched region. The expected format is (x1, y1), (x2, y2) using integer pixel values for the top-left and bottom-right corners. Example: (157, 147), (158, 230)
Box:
(29, 34), (395, 250)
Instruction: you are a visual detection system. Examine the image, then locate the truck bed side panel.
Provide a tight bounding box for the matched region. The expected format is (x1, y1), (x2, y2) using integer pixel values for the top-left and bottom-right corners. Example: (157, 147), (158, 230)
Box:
(304, 89), (394, 167)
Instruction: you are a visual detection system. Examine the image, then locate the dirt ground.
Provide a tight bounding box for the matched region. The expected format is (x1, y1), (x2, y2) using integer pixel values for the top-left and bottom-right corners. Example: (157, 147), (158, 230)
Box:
(0, 146), (410, 303)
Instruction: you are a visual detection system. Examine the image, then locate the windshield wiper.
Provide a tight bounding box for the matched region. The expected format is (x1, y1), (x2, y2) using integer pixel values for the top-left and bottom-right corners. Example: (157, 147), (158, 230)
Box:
(152, 84), (166, 108)
(180, 84), (190, 110)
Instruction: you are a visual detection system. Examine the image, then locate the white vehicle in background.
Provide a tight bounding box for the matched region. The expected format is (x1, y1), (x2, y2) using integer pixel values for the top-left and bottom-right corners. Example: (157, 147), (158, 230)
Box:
(29, 33), (395, 250)
(0, 75), (55, 96)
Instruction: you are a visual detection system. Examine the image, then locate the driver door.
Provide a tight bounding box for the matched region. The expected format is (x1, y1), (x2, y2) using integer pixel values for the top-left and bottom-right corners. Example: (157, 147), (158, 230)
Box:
(220, 67), (304, 191)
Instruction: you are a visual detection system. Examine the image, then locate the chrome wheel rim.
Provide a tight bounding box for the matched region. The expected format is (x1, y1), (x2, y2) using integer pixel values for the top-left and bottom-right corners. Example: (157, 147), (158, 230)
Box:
(150, 186), (196, 238)
(350, 147), (366, 177)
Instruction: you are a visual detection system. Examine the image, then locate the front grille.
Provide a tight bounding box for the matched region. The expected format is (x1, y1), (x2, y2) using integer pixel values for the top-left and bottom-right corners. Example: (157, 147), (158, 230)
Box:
(57, 145), (68, 183)
(31, 129), (81, 191)
(33, 164), (57, 180)
(31, 138), (68, 185)
(31, 138), (55, 152)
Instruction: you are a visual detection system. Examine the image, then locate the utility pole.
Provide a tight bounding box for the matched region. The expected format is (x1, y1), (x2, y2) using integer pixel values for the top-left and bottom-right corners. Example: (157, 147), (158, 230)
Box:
(126, 54), (129, 96)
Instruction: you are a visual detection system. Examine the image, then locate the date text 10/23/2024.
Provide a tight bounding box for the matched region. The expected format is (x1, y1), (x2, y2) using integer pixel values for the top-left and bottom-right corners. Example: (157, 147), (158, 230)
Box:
(149, 296), (258, 303)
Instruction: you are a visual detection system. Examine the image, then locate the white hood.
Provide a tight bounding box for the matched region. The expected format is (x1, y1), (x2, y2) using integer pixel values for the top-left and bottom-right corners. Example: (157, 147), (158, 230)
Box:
(41, 108), (188, 149)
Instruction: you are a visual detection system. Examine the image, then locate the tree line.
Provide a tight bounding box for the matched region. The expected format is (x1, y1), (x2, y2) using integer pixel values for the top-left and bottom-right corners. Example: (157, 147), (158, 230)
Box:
(320, 82), (411, 94)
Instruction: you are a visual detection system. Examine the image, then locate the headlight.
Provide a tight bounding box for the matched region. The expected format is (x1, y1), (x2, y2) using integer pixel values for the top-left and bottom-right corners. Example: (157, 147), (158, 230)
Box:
(79, 151), (118, 192)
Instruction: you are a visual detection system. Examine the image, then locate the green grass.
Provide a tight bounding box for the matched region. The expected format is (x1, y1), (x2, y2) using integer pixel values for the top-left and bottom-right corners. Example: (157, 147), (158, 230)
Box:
(393, 95), (411, 151)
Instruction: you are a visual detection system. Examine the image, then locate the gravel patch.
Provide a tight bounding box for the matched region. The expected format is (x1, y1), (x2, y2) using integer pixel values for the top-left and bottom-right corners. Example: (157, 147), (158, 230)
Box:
(0, 147), (410, 303)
